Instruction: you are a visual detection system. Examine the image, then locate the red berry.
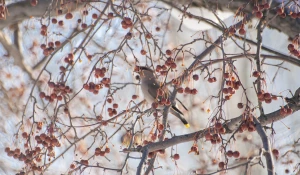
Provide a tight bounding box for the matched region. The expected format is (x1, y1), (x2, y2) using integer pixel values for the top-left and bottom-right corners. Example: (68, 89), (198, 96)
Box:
(173, 153), (180, 160)
(70, 164), (76, 169)
(58, 20), (64, 26)
(166, 49), (172, 55)
(152, 102), (158, 109)
(229, 27), (236, 34)
(52, 18), (57, 24)
(31, 0), (38, 6)
(218, 162), (225, 169)
(280, 107), (287, 115)
(237, 103), (244, 109)
(140, 49), (147, 55)
(272, 149), (279, 156)
(253, 6), (259, 12)
(222, 88), (229, 94)
(92, 13), (98, 19)
(226, 150), (233, 157)
(264, 93), (271, 100)
(264, 3), (270, 9)
(148, 152), (155, 158)
(215, 122), (222, 129)
(105, 147), (110, 153)
(238, 28), (246, 35)
(113, 103), (118, 108)
(290, 12), (298, 19)
(224, 72), (230, 79)
(65, 13), (73, 19)
(288, 44), (295, 51)
(252, 71), (260, 77)
(286, 108), (293, 115)
(256, 11), (263, 19)
(39, 92), (46, 98)
(233, 151), (240, 158)
(259, 4), (265, 10)
(108, 13), (114, 19)
(178, 87), (184, 93)
(193, 74), (199, 81)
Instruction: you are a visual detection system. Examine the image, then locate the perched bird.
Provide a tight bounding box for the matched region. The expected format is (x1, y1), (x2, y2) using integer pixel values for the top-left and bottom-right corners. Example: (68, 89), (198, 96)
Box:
(134, 66), (190, 128)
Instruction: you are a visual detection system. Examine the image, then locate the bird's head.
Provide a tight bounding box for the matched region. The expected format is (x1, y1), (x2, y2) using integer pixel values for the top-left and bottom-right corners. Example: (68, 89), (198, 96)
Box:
(134, 66), (155, 80)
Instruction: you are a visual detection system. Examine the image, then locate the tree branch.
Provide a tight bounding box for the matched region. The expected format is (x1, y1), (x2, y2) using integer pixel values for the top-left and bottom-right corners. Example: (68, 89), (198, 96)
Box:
(180, 0), (299, 39)
(0, 0), (84, 29)
(125, 87), (300, 154)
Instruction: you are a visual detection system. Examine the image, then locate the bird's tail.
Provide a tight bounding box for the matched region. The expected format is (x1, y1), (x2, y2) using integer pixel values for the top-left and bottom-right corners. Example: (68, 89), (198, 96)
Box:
(170, 105), (190, 128)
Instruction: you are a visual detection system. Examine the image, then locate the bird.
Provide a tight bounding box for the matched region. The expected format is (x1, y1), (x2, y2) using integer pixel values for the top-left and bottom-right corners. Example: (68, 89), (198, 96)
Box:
(134, 66), (190, 128)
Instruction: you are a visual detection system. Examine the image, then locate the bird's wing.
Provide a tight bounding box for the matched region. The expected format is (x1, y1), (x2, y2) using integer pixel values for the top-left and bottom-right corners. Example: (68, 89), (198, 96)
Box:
(146, 81), (161, 100)
(171, 104), (184, 115)
(176, 98), (188, 111)
(150, 82), (188, 111)
(148, 83), (188, 111)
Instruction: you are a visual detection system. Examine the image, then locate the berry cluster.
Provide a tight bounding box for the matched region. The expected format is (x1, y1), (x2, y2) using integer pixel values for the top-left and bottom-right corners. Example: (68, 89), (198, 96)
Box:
(177, 87), (198, 95)
(252, 2), (270, 19)
(222, 73), (241, 100)
(83, 78), (110, 95)
(94, 67), (107, 78)
(40, 38), (62, 56)
(238, 119), (257, 133)
(94, 147), (111, 156)
(277, 8), (300, 19)
(39, 81), (72, 102)
(121, 17), (133, 29)
(204, 123), (227, 145)
(279, 106), (293, 116)
(226, 150), (240, 158)
(257, 91), (277, 104)
(228, 24), (246, 36)
(288, 43), (300, 58)
(5, 130), (61, 173)
(63, 53), (75, 65)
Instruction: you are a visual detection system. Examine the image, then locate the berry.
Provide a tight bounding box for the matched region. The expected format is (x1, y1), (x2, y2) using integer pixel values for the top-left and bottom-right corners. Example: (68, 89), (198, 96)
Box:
(218, 162), (225, 169)
(272, 149), (279, 156)
(233, 151), (240, 158)
(237, 103), (244, 109)
(108, 13), (114, 19)
(226, 150), (233, 157)
(252, 71), (260, 77)
(65, 13), (73, 19)
(166, 49), (172, 55)
(286, 108), (293, 115)
(256, 11), (263, 19)
(238, 28), (246, 35)
(140, 49), (147, 55)
(193, 74), (199, 81)
(173, 153), (180, 160)
(215, 122), (222, 129)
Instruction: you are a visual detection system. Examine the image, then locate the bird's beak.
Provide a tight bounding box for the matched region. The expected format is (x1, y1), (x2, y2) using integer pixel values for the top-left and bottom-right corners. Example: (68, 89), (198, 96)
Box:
(134, 66), (141, 73)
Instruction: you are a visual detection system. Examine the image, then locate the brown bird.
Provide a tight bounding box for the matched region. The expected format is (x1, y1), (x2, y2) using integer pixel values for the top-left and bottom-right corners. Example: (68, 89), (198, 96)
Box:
(135, 66), (190, 128)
